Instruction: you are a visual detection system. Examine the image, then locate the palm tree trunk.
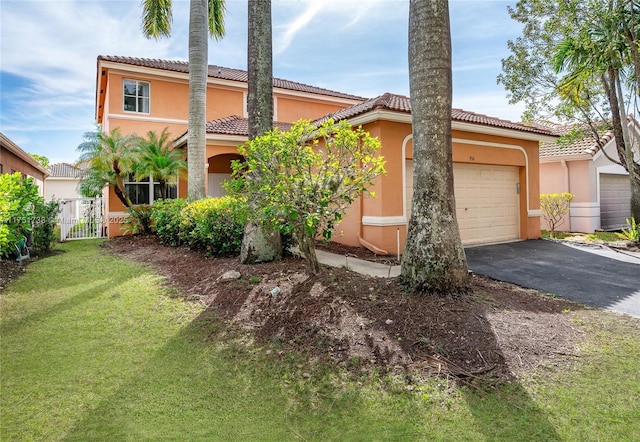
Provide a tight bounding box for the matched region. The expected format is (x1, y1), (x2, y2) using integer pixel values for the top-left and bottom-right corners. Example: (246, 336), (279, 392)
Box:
(400, 0), (469, 295)
(247, 0), (273, 139)
(240, 0), (282, 264)
(187, 0), (208, 201)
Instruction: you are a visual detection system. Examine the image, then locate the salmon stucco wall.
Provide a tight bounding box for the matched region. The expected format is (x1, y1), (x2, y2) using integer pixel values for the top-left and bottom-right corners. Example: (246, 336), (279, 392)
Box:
(331, 122), (542, 254)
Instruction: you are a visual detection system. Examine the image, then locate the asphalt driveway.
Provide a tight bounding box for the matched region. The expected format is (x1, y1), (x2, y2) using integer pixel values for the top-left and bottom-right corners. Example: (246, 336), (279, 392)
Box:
(465, 240), (640, 318)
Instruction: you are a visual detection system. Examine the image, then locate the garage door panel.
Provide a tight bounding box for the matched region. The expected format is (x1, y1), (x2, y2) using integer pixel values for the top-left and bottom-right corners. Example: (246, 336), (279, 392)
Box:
(600, 174), (631, 230)
(406, 161), (520, 245)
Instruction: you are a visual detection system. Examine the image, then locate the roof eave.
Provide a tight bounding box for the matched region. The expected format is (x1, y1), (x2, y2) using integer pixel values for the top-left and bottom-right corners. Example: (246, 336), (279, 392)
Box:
(345, 110), (558, 142)
(0, 133), (50, 177)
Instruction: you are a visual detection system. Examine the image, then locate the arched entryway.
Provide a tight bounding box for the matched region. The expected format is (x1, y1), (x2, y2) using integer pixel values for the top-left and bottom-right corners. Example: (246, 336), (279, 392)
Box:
(207, 153), (244, 197)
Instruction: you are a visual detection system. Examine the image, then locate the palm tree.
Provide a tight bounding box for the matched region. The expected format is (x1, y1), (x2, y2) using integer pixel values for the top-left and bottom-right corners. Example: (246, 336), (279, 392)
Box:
(76, 128), (138, 208)
(136, 128), (187, 199)
(400, 0), (469, 294)
(552, 3), (640, 221)
(240, 0), (282, 264)
(141, 0), (226, 201)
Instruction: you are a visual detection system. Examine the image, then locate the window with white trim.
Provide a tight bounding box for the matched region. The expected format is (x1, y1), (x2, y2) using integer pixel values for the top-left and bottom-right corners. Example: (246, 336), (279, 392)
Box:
(125, 175), (177, 205)
(123, 79), (150, 113)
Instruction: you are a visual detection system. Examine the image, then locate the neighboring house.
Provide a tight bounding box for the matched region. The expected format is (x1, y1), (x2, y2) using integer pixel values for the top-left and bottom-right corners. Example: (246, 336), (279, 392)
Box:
(539, 119), (639, 232)
(0, 132), (49, 195)
(96, 55), (557, 251)
(45, 163), (85, 201)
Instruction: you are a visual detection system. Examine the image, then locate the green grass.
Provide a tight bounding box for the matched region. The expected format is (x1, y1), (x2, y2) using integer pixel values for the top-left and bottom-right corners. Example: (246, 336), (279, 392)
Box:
(2, 240), (640, 441)
(541, 229), (623, 242)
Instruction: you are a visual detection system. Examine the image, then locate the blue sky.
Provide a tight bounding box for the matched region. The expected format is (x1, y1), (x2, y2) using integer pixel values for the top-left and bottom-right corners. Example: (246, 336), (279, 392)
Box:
(0, 0), (524, 164)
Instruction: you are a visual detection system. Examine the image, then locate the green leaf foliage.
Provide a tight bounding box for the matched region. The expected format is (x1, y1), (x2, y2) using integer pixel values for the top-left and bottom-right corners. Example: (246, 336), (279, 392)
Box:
(228, 119), (385, 272)
(179, 196), (248, 255)
(0, 173), (59, 258)
(150, 198), (189, 246)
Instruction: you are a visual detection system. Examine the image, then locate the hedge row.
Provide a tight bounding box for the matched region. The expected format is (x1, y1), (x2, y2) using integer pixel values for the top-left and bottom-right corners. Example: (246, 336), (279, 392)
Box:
(150, 196), (247, 255)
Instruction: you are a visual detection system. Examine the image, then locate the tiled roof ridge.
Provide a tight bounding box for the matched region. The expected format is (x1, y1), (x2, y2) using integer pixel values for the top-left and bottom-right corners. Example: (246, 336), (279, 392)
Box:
(98, 55), (366, 101)
(204, 115), (292, 136)
(315, 92), (556, 136)
(48, 162), (85, 178)
(539, 121), (619, 158)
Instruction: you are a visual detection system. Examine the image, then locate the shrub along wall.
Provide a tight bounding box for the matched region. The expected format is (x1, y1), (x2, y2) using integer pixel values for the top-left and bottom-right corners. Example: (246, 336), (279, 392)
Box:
(150, 196), (247, 255)
(0, 172), (59, 259)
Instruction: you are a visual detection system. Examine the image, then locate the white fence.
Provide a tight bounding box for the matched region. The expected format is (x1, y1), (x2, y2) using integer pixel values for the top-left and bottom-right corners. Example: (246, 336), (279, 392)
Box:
(58, 197), (107, 241)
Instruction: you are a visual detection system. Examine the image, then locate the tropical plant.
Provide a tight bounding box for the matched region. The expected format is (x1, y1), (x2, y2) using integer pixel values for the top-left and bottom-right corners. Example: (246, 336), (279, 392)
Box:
(76, 128), (139, 207)
(121, 205), (154, 235)
(540, 192), (575, 237)
(616, 217), (640, 241)
(136, 128), (186, 199)
(400, 0), (469, 295)
(141, 0), (226, 201)
(499, 0), (640, 220)
(228, 119), (385, 274)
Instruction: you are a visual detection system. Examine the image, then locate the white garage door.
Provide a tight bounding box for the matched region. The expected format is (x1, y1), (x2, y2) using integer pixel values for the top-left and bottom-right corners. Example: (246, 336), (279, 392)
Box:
(406, 161), (520, 245)
(600, 173), (631, 230)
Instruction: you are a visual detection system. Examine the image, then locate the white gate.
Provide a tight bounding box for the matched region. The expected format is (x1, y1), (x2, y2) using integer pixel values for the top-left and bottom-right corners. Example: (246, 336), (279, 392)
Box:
(59, 197), (107, 240)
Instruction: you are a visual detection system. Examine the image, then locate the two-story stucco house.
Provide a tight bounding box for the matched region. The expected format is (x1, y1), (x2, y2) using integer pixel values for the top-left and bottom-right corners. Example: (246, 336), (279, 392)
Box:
(96, 55), (557, 253)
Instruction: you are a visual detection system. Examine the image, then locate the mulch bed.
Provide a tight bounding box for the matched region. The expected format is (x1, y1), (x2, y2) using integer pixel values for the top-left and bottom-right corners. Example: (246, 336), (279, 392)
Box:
(0, 259), (27, 293)
(102, 235), (589, 382)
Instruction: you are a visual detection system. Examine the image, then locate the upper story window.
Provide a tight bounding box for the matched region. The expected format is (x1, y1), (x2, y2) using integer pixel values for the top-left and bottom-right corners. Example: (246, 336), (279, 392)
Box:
(123, 79), (150, 113)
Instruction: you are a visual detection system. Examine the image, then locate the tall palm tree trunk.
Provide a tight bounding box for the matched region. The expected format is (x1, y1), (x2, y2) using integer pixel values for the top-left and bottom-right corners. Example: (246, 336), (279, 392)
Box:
(400, 0), (469, 295)
(240, 0), (282, 264)
(187, 0), (208, 201)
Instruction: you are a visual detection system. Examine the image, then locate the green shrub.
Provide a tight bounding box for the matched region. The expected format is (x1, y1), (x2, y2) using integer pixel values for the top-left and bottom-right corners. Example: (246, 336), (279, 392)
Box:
(121, 205), (154, 235)
(0, 173), (47, 258)
(31, 199), (61, 256)
(150, 198), (188, 246)
(180, 196), (247, 255)
(540, 192), (574, 237)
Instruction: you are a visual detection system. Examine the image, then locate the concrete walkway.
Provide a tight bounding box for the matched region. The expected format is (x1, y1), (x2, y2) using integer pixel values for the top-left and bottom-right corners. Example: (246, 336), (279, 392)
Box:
(315, 249), (400, 278)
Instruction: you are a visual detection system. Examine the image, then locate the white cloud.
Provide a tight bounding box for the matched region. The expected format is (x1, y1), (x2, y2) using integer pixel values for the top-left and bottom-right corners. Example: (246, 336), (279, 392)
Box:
(274, 0), (324, 55)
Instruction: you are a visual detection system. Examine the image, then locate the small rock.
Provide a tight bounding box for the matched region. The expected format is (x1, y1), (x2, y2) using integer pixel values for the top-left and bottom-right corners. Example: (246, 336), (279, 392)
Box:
(385, 319), (394, 325)
(302, 372), (311, 379)
(220, 270), (241, 281)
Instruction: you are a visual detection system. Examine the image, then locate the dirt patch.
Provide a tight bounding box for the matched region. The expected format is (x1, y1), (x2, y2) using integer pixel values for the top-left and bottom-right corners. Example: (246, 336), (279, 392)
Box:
(103, 236), (588, 381)
(0, 259), (28, 293)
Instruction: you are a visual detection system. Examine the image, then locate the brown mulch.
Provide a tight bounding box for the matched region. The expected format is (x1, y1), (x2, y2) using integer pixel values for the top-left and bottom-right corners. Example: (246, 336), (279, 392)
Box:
(0, 259), (27, 293)
(102, 235), (588, 381)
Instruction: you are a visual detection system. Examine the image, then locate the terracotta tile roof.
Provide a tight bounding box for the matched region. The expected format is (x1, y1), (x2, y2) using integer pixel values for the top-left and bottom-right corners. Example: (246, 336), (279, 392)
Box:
(48, 162), (85, 178)
(538, 122), (614, 158)
(205, 115), (292, 136)
(98, 55), (365, 101)
(313, 93), (556, 136)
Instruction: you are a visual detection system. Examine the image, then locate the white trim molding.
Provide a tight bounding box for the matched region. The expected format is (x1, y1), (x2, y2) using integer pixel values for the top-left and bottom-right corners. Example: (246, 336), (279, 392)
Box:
(107, 113), (187, 125)
(569, 202), (600, 218)
(362, 215), (408, 226)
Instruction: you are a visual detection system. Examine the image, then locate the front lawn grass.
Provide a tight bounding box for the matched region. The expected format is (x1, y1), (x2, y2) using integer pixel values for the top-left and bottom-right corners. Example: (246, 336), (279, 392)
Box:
(2, 240), (639, 441)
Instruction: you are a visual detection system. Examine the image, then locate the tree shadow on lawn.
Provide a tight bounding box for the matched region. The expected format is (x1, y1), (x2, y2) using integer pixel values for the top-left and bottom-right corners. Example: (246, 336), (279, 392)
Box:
(97, 236), (585, 440)
(63, 310), (427, 441)
(1, 280), (115, 335)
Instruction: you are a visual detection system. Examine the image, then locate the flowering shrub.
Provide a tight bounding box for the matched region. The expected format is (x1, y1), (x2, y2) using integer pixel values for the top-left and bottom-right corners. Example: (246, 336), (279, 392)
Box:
(540, 192), (574, 237)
